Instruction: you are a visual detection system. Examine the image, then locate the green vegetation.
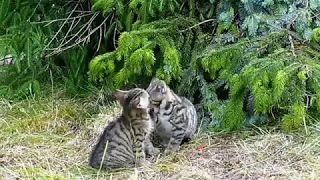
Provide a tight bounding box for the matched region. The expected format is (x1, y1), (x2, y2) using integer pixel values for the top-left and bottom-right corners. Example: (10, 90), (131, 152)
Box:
(1, 1), (320, 131)
(0, 0), (101, 98)
(88, 0), (320, 132)
(2, 1), (320, 178)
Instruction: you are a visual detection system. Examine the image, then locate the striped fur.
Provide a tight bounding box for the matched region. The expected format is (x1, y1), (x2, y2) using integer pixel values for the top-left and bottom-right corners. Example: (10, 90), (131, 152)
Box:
(89, 88), (154, 169)
(146, 78), (198, 154)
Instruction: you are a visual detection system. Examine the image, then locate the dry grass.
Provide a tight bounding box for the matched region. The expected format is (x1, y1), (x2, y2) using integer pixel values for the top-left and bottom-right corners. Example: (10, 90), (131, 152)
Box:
(1, 95), (320, 180)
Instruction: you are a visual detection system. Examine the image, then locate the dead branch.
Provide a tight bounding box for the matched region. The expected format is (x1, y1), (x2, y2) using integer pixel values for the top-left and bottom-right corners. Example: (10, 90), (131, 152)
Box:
(96, 23), (103, 52)
(46, 15), (109, 57)
(287, 24), (296, 57)
(43, 2), (80, 51)
(113, 23), (118, 49)
(179, 19), (215, 33)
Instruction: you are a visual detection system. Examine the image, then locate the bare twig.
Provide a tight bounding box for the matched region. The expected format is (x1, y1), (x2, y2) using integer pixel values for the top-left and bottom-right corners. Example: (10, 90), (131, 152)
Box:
(113, 23), (118, 49)
(288, 33), (296, 57)
(103, 18), (107, 38)
(305, 0), (309, 8)
(303, 116), (308, 135)
(110, 11), (115, 25)
(74, 10), (95, 14)
(0, 55), (13, 62)
(62, 0), (73, 8)
(43, 2), (80, 51)
(311, 12), (320, 20)
(86, 25), (92, 45)
(56, 13), (99, 49)
(0, 55), (14, 66)
(179, 19), (215, 33)
(28, 0), (42, 22)
(46, 15), (109, 57)
(269, 107), (275, 120)
(45, 12), (99, 52)
(59, 17), (77, 47)
(287, 24), (296, 57)
(49, 68), (54, 108)
(31, 14), (92, 25)
(179, 0), (187, 11)
(96, 24), (103, 52)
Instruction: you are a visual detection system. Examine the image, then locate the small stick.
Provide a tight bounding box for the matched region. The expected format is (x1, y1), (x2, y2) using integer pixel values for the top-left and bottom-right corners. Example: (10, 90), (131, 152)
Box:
(96, 24), (103, 52)
(46, 15), (109, 56)
(305, 0), (308, 8)
(179, 19), (215, 33)
(287, 24), (296, 57)
(43, 2), (80, 51)
(113, 23), (118, 49)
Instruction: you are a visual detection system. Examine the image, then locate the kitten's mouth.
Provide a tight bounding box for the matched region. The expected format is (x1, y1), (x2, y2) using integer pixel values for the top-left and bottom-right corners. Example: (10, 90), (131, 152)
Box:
(150, 99), (161, 105)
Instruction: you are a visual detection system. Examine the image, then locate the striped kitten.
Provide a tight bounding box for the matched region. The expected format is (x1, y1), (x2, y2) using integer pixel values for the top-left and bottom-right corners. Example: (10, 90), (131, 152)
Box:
(89, 88), (154, 169)
(146, 78), (198, 154)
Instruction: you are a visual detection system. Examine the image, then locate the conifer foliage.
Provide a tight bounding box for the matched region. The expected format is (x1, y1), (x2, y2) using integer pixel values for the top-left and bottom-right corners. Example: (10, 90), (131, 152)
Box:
(1, 0), (320, 132)
(89, 0), (320, 132)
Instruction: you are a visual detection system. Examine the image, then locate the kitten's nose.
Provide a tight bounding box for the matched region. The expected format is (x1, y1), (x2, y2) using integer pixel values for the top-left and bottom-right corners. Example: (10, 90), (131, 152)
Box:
(156, 85), (165, 93)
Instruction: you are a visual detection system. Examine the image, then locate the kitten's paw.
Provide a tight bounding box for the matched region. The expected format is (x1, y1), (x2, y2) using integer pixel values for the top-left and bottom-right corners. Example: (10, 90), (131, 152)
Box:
(153, 147), (160, 156)
(164, 149), (172, 155)
(164, 145), (180, 155)
(145, 146), (160, 157)
(143, 159), (151, 167)
(163, 148), (176, 155)
(136, 158), (151, 167)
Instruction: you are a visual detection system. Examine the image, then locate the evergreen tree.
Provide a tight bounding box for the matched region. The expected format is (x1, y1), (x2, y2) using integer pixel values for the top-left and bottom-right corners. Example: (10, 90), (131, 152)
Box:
(1, 0), (320, 132)
(89, 0), (320, 132)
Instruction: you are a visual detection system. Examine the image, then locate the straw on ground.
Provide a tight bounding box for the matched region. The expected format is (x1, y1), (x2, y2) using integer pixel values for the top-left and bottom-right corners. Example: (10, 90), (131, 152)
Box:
(0, 95), (320, 180)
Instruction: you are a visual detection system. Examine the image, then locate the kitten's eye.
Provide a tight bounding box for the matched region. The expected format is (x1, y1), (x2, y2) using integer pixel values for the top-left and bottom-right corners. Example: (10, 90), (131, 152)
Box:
(157, 85), (166, 94)
(156, 85), (165, 93)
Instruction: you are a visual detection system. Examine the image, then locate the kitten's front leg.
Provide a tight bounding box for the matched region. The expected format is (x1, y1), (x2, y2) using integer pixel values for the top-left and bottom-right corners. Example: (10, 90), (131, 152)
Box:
(145, 109), (160, 157)
(144, 134), (160, 157)
(164, 115), (187, 155)
(133, 133), (149, 167)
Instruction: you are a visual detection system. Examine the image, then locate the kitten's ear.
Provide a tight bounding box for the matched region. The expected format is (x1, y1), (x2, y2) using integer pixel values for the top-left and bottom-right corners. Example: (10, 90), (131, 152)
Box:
(114, 89), (128, 106)
(151, 77), (158, 83)
(147, 77), (158, 90)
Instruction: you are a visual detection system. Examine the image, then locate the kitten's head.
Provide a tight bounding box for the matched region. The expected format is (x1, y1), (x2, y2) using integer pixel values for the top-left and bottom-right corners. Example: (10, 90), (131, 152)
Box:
(146, 77), (169, 103)
(114, 88), (150, 111)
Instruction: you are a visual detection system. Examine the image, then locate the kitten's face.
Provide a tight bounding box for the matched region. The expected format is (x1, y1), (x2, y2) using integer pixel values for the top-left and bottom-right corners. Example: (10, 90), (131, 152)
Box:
(114, 88), (150, 109)
(146, 77), (168, 102)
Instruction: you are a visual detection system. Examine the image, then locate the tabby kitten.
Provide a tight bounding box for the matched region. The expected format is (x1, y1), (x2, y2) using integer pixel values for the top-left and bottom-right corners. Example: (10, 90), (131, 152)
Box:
(146, 78), (198, 154)
(89, 88), (154, 169)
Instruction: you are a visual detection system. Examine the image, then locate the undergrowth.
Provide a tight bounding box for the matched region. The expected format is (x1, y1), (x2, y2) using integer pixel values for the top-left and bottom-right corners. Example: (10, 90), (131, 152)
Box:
(1, 0), (320, 133)
(88, 0), (320, 132)
(1, 90), (320, 179)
